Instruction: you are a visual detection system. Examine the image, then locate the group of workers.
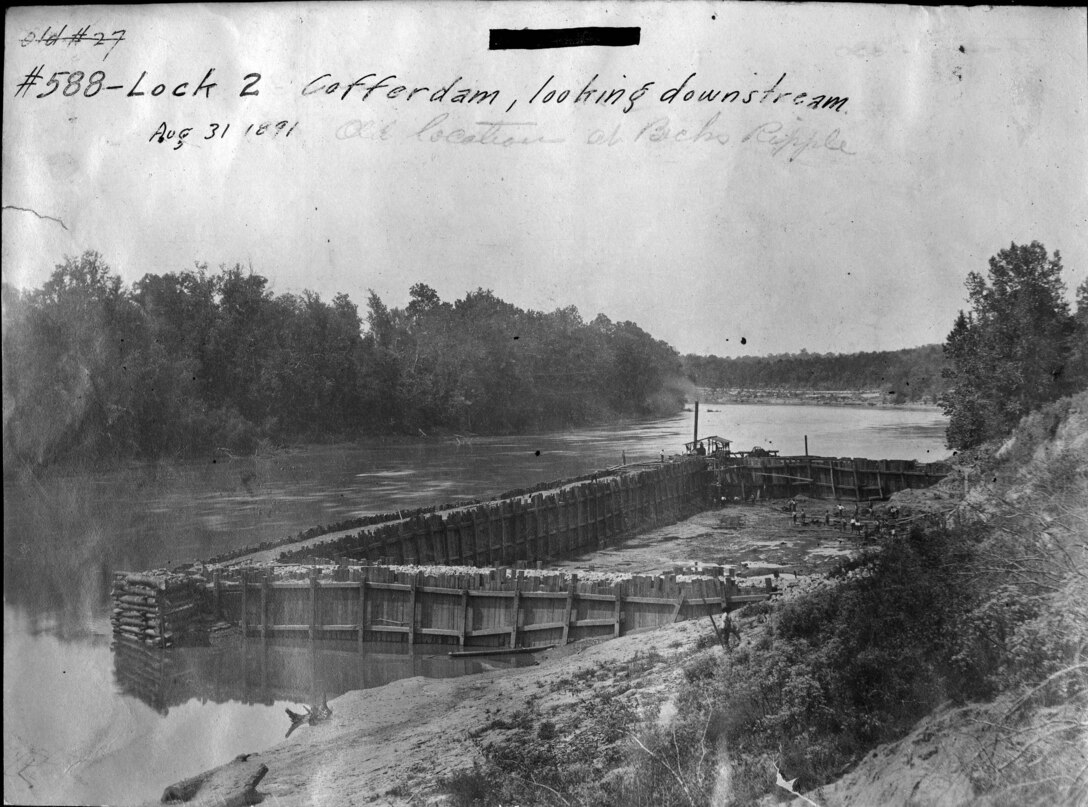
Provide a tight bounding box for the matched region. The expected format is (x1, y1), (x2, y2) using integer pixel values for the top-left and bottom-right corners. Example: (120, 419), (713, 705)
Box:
(785, 498), (906, 538)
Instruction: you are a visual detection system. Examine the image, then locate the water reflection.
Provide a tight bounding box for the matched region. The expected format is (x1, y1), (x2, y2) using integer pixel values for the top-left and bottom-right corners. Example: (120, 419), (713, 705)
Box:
(112, 636), (534, 717)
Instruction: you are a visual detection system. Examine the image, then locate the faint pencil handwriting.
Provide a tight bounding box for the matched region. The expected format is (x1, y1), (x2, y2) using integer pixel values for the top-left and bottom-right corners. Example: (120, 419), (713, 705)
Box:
(742, 121), (856, 162)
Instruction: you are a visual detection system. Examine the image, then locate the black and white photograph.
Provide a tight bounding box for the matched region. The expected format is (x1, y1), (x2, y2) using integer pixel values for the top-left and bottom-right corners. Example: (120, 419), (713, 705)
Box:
(3, 3), (1087, 805)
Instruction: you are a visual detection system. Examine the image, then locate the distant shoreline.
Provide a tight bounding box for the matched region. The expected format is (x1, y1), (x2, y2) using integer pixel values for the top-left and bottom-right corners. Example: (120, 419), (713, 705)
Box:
(692, 390), (944, 414)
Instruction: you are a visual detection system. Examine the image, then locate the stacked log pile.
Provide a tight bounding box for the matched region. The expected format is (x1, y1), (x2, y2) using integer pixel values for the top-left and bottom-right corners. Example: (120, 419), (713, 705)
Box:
(110, 572), (206, 648)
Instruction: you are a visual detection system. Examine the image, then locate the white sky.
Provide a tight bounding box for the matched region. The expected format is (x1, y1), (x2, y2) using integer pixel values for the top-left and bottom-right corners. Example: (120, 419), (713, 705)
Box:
(3, 2), (1086, 356)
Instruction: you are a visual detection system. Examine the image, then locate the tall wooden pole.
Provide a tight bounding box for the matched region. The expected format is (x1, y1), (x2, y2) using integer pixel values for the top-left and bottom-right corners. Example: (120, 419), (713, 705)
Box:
(693, 401), (699, 446)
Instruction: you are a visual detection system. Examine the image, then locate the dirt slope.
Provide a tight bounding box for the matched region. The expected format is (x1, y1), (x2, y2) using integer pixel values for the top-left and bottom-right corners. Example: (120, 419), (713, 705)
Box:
(786, 393), (1088, 807)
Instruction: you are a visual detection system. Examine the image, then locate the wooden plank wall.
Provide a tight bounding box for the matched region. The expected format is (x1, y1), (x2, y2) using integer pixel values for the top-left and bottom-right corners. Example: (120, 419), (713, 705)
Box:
(215, 566), (771, 649)
(276, 458), (709, 567)
(710, 456), (949, 503)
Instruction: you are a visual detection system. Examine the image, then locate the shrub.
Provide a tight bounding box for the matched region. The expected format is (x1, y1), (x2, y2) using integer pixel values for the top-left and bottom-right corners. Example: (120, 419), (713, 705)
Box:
(683, 653), (719, 684)
(438, 764), (495, 807)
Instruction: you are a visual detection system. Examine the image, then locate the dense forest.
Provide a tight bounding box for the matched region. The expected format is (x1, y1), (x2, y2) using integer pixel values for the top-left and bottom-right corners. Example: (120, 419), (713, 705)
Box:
(681, 345), (948, 404)
(2, 252), (688, 468)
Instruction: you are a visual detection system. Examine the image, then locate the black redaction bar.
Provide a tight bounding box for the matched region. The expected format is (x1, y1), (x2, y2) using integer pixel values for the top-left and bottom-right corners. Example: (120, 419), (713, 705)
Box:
(489, 26), (641, 50)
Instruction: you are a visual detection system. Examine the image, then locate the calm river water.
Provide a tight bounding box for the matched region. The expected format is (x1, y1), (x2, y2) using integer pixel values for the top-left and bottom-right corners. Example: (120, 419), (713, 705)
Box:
(3, 404), (947, 805)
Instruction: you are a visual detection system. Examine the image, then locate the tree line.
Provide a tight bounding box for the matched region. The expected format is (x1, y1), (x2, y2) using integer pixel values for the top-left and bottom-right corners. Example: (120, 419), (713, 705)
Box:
(5, 241), (1084, 467)
(2, 252), (687, 468)
(682, 345), (949, 404)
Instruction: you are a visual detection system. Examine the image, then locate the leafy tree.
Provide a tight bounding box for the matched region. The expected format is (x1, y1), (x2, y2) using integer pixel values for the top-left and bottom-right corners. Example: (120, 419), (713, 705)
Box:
(3, 251), (144, 463)
(131, 267), (219, 455)
(406, 282), (442, 321)
(205, 265), (274, 421)
(941, 242), (1077, 449)
(1066, 277), (1088, 388)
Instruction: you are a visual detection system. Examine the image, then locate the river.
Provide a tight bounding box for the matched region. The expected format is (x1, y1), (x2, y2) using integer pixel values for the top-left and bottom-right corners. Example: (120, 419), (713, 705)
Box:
(2, 403), (948, 805)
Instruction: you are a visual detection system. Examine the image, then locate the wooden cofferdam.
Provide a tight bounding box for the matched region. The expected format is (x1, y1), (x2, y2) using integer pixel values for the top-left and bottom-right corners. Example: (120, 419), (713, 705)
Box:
(274, 457), (711, 567)
(110, 454), (950, 652)
(709, 455), (950, 502)
(214, 566), (772, 650)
